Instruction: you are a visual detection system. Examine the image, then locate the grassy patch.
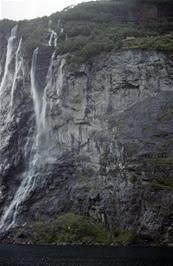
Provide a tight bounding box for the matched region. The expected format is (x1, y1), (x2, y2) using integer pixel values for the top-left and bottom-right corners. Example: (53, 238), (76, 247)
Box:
(145, 157), (173, 165)
(16, 214), (140, 245)
(151, 179), (173, 192)
(125, 142), (140, 157)
(17, 213), (112, 245)
(115, 230), (137, 245)
(123, 35), (173, 59)
(142, 140), (155, 145)
(77, 168), (94, 181)
(157, 103), (173, 123)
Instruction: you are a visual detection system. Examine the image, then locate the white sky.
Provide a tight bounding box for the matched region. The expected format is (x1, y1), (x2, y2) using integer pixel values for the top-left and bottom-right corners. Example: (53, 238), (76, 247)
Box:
(0, 0), (92, 20)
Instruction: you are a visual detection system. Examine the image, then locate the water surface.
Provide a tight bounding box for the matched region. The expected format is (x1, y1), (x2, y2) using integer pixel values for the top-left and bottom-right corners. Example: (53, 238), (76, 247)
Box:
(0, 245), (172, 266)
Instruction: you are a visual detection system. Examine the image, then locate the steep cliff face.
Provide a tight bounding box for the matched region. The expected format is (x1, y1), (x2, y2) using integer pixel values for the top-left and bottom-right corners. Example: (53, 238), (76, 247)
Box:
(0, 2), (173, 244)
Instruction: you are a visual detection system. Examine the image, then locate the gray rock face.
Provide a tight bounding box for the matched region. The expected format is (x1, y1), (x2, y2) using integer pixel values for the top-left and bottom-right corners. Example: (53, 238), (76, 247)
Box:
(0, 27), (173, 243)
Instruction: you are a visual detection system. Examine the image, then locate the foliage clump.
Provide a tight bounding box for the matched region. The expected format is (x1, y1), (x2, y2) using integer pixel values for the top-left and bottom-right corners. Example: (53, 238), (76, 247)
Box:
(123, 35), (173, 59)
(17, 213), (113, 245)
(15, 213), (140, 245)
(0, 19), (16, 37)
(55, 0), (173, 63)
(151, 178), (173, 192)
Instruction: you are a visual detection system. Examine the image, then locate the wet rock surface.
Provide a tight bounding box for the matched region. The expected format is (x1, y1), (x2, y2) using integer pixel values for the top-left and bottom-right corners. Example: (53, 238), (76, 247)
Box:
(0, 27), (173, 245)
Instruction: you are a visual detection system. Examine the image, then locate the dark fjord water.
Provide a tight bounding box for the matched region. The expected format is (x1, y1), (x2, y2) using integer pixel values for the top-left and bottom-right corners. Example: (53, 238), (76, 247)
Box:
(0, 245), (172, 266)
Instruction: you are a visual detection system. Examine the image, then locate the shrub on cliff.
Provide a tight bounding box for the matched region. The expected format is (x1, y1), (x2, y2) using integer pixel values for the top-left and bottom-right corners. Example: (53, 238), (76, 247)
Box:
(123, 35), (173, 58)
(16, 213), (113, 245)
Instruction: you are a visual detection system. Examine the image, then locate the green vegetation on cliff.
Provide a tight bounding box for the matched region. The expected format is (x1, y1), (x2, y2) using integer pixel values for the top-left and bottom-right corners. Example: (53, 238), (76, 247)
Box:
(123, 35), (173, 58)
(14, 213), (139, 245)
(55, 0), (173, 63)
(0, 0), (173, 62)
(16, 213), (112, 245)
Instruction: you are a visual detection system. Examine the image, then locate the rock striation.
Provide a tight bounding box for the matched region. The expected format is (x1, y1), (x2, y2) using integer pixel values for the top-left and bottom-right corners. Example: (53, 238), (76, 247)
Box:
(0, 18), (173, 244)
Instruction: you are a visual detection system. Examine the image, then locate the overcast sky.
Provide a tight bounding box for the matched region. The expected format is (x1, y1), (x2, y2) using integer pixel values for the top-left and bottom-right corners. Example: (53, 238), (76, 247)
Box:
(0, 0), (91, 21)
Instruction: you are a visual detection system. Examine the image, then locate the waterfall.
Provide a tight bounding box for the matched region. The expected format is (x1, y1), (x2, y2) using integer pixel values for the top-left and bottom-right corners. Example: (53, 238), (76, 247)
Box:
(0, 49), (40, 231)
(0, 47), (65, 231)
(30, 48), (40, 129)
(0, 48), (41, 231)
(31, 48), (65, 131)
(48, 30), (57, 47)
(31, 48), (56, 131)
(48, 19), (64, 47)
(0, 161), (37, 230)
(0, 25), (17, 97)
(9, 38), (23, 113)
(56, 57), (66, 102)
(40, 52), (56, 130)
(40, 54), (65, 129)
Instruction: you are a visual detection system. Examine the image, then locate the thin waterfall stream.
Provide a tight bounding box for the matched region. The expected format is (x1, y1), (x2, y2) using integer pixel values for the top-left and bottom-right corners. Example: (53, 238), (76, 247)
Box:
(48, 30), (58, 47)
(10, 38), (23, 113)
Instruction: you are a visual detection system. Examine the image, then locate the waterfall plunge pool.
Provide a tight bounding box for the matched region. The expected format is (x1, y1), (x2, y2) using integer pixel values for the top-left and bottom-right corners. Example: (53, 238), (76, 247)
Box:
(0, 245), (172, 266)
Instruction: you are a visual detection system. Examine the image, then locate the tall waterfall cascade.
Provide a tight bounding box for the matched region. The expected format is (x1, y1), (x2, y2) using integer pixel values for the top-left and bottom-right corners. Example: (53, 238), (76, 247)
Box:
(9, 38), (23, 113)
(0, 47), (42, 230)
(0, 43), (65, 230)
(0, 25), (18, 98)
(40, 52), (56, 130)
(56, 57), (66, 102)
(30, 48), (40, 129)
(31, 49), (57, 132)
